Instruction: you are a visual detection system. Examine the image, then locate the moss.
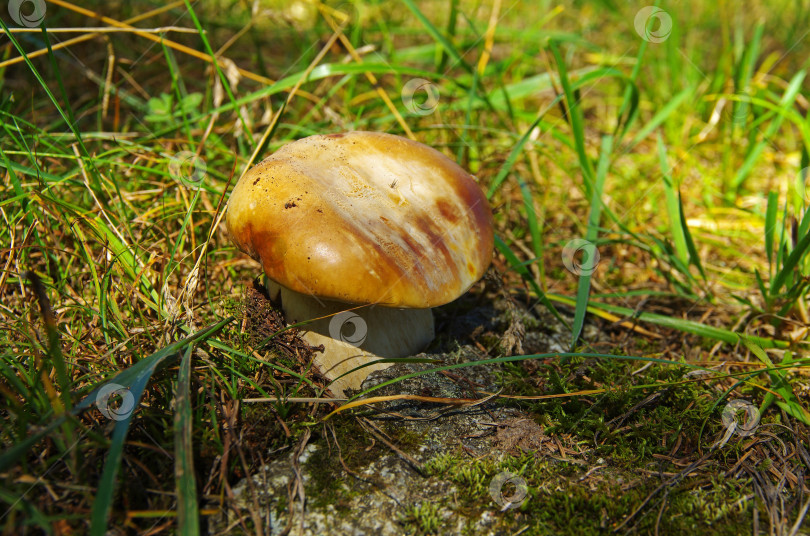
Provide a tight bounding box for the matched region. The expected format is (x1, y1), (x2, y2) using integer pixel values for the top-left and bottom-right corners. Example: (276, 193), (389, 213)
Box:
(304, 444), (357, 512)
(399, 501), (443, 535)
(421, 448), (754, 535)
(407, 355), (767, 535)
(261, 332), (785, 534)
(302, 417), (387, 510)
(384, 425), (426, 454)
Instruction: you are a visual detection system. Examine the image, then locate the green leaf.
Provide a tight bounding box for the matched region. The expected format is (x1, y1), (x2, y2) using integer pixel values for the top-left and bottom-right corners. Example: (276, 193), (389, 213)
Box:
(486, 114), (544, 198)
(549, 40), (595, 197)
(627, 87), (693, 150)
(549, 294), (789, 349)
(659, 135), (688, 264)
(571, 135), (612, 348)
(495, 236), (568, 329)
(769, 217), (810, 297)
(0, 319), (232, 493)
(733, 70), (805, 190)
(174, 345), (199, 534)
(679, 191), (706, 281)
(743, 342), (810, 425)
(401, 0), (472, 73)
(764, 191), (778, 273)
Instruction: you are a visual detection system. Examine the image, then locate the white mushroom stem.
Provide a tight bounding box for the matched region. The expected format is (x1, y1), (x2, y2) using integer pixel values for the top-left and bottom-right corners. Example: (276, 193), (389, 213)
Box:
(270, 283), (434, 396)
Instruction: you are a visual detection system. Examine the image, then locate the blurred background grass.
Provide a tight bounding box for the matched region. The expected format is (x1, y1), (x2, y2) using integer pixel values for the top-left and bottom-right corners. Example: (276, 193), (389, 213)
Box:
(1, 0), (810, 533)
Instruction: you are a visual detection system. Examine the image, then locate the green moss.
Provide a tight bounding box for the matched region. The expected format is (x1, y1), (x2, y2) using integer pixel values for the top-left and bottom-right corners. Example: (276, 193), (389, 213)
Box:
(399, 501), (442, 535)
(421, 448), (754, 535)
(303, 444), (357, 512)
(409, 356), (769, 534)
(302, 417), (389, 510)
(385, 426), (425, 453)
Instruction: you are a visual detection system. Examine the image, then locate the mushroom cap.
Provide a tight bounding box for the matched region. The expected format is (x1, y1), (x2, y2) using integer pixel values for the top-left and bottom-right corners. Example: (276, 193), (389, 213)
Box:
(226, 131), (494, 308)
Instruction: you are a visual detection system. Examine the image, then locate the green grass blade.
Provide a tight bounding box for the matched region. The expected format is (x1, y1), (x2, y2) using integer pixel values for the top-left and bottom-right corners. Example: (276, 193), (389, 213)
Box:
(627, 87), (693, 150)
(495, 235), (568, 329)
(769, 222), (810, 297)
(678, 191), (706, 281)
(89, 365), (153, 535)
(0, 488), (51, 532)
(205, 339), (317, 389)
(613, 33), (646, 142)
(0, 19), (101, 190)
(27, 273), (72, 413)
(437, 0), (459, 72)
(89, 318), (232, 535)
(765, 190), (778, 274)
(174, 345), (199, 534)
(518, 175), (544, 292)
(550, 294), (789, 349)
(571, 135), (612, 347)
(659, 135), (688, 264)
(735, 22), (763, 94)
(486, 115), (544, 197)
(743, 341), (810, 425)
(549, 40), (595, 196)
(401, 0), (472, 73)
(733, 70), (805, 190)
(348, 352), (727, 403)
(181, 0), (250, 144)
(0, 319), (232, 475)
(43, 195), (162, 313)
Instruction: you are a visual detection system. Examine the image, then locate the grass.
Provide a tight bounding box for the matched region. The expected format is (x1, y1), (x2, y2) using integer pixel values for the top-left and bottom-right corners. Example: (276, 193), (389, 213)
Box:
(1, 0), (810, 534)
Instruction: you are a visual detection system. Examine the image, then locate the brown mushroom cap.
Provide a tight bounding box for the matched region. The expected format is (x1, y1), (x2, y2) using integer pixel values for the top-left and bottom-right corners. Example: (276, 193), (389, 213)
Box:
(226, 131), (494, 308)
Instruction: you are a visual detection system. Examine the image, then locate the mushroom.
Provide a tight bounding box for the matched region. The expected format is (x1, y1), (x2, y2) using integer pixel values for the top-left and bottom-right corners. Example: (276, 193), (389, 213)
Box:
(226, 131), (494, 395)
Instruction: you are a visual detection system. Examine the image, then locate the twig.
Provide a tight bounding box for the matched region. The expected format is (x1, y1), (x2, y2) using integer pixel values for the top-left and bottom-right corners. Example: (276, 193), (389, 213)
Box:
(613, 449), (715, 532)
(289, 429), (312, 536)
(243, 397), (347, 404)
(0, 26), (199, 33)
(787, 496), (810, 536)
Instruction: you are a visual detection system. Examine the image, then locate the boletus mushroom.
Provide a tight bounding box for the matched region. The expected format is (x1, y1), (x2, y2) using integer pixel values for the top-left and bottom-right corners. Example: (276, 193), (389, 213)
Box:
(226, 131), (494, 395)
